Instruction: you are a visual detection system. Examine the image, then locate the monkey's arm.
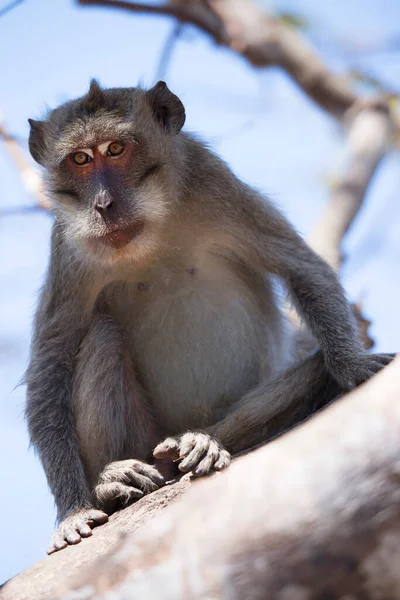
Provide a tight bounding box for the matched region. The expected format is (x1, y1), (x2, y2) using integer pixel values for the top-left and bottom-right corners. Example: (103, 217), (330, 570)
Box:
(25, 225), (107, 551)
(229, 192), (392, 389)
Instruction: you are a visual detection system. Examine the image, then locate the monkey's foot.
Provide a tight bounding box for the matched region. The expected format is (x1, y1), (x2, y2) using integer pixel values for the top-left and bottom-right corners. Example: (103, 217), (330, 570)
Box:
(153, 431), (231, 477)
(93, 459), (165, 512)
(47, 508), (108, 554)
(331, 352), (395, 390)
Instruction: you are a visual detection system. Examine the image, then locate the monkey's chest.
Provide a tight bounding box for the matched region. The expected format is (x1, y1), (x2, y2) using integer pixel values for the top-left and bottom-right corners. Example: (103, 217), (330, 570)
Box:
(107, 265), (281, 433)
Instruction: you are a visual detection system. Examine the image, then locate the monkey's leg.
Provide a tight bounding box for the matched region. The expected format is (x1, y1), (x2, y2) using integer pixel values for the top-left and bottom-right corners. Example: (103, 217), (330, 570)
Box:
(153, 352), (336, 476)
(49, 316), (164, 554)
(155, 351), (393, 474)
(73, 315), (164, 510)
(209, 352), (396, 455)
(207, 351), (343, 455)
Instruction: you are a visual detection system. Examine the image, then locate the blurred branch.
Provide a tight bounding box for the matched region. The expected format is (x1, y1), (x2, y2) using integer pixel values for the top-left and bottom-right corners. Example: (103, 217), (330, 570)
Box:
(0, 0), (24, 17)
(78, 0), (359, 118)
(308, 101), (393, 273)
(353, 301), (374, 350)
(155, 22), (183, 81)
(287, 101), (394, 349)
(0, 121), (52, 211)
(77, 0), (225, 38)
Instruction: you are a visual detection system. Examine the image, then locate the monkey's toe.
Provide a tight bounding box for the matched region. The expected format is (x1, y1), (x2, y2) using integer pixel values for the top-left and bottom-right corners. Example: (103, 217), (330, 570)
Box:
(94, 481), (143, 512)
(153, 437), (180, 460)
(47, 508), (108, 554)
(94, 459), (165, 512)
(153, 431), (231, 477)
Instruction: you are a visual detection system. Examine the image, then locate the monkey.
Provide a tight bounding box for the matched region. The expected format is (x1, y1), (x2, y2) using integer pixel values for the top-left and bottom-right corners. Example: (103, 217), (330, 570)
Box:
(25, 79), (393, 554)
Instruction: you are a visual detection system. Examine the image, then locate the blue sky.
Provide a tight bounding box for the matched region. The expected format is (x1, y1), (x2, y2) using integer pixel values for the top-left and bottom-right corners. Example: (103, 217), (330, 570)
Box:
(1, 0), (400, 583)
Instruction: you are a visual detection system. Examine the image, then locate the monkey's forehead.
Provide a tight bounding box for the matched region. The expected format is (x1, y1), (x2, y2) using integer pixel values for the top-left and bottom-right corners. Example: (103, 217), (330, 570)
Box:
(45, 86), (148, 164)
(50, 115), (137, 164)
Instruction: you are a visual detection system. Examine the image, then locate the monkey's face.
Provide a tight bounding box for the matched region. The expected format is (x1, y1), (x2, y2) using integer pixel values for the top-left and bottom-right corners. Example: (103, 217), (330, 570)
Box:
(28, 80), (186, 265)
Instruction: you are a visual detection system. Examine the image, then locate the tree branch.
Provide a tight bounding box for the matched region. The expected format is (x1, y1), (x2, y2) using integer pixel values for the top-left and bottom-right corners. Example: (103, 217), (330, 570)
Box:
(308, 101), (393, 272)
(0, 121), (51, 211)
(0, 0), (24, 18)
(59, 356), (400, 599)
(77, 0), (360, 118)
(155, 21), (183, 81)
(3, 356), (400, 599)
(77, 0), (226, 39)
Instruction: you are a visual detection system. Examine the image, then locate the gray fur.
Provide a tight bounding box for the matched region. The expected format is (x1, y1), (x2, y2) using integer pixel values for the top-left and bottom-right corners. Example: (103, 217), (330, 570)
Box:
(25, 80), (393, 553)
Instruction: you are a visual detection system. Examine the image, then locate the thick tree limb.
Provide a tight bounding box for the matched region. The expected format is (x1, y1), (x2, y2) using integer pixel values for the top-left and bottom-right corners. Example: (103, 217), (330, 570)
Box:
(3, 357), (400, 599)
(57, 356), (400, 599)
(0, 478), (191, 600)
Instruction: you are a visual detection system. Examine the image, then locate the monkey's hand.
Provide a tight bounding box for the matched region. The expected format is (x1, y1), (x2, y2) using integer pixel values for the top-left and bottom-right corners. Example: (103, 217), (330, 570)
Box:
(93, 459), (165, 513)
(153, 431), (231, 477)
(329, 352), (394, 390)
(47, 508), (108, 554)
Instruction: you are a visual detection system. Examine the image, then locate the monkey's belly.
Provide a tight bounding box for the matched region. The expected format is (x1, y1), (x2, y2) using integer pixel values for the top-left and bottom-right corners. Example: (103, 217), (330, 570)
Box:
(116, 274), (287, 434)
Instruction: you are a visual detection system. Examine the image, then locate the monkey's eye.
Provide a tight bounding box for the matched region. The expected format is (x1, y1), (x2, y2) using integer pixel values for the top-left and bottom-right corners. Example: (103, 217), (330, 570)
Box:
(107, 141), (125, 157)
(72, 151), (92, 166)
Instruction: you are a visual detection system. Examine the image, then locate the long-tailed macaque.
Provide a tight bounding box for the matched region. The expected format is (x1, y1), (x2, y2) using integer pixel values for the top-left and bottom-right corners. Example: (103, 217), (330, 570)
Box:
(26, 80), (393, 553)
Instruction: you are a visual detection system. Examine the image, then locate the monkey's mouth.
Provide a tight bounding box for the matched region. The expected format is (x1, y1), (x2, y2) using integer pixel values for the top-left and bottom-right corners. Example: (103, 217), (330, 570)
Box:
(97, 221), (145, 249)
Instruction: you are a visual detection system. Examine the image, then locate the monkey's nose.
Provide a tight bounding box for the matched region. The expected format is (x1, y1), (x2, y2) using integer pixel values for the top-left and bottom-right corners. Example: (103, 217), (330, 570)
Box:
(94, 195), (114, 213)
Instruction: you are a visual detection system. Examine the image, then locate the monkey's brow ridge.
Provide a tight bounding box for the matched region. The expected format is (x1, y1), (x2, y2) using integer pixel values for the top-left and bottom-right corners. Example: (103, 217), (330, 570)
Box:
(52, 120), (137, 164)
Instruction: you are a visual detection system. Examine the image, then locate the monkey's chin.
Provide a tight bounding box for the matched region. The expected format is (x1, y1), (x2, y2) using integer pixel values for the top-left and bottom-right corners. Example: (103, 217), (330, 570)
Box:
(81, 220), (159, 266)
(87, 221), (145, 254)
(100, 221), (145, 249)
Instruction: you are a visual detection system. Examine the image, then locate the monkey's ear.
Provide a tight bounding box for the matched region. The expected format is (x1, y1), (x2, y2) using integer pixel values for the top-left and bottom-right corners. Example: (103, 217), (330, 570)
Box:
(84, 78), (104, 112)
(28, 119), (48, 165)
(146, 81), (185, 134)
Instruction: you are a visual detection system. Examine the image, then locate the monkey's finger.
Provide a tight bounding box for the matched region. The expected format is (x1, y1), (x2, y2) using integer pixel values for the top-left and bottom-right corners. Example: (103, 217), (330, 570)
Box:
(47, 535), (67, 555)
(76, 520), (93, 538)
(52, 532), (70, 549)
(354, 364), (385, 386)
(62, 523), (82, 546)
(214, 449), (231, 471)
(87, 509), (108, 525)
(153, 437), (180, 460)
(178, 432), (198, 457)
(95, 481), (143, 508)
(373, 353), (395, 365)
(193, 441), (220, 477)
(119, 485), (144, 506)
(179, 442), (209, 473)
(126, 472), (161, 494)
(366, 361), (389, 375)
(131, 462), (165, 487)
